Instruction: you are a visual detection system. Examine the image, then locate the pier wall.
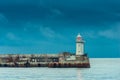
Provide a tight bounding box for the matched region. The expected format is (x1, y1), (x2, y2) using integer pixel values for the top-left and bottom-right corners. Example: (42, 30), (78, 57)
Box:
(0, 53), (90, 68)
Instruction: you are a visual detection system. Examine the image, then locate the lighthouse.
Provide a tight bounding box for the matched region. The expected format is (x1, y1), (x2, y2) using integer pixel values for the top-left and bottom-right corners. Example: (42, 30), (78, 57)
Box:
(76, 33), (84, 55)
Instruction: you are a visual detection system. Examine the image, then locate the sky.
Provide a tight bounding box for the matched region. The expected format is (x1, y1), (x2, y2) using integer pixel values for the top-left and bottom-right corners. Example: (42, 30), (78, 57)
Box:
(0, 0), (120, 58)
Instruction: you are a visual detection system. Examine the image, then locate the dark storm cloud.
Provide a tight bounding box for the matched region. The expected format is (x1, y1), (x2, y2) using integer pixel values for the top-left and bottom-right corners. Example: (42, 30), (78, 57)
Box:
(0, 0), (120, 26)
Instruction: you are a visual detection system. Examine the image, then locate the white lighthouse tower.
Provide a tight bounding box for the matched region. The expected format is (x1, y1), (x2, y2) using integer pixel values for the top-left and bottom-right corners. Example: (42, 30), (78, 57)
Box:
(76, 33), (84, 55)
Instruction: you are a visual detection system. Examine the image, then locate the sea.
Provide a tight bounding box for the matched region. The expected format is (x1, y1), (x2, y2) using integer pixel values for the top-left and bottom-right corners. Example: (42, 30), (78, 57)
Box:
(0, 58), (120, 80)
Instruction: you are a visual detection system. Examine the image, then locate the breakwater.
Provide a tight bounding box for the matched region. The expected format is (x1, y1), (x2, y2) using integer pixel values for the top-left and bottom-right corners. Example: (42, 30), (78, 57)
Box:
(0, 52), (90, 68)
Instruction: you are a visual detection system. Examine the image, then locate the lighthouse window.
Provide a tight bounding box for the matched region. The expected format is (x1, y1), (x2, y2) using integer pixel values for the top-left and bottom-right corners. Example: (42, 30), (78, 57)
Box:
(78, 37), (80, 40)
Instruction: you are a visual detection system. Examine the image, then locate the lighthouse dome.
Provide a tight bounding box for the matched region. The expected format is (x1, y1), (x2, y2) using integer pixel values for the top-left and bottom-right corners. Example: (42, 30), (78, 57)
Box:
(76, 33), (84, 42)
(77, 33), (82, 38)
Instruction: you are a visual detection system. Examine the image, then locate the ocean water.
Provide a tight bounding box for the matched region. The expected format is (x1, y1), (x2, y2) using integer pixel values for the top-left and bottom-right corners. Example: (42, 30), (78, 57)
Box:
(0, 58), (120, 80)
